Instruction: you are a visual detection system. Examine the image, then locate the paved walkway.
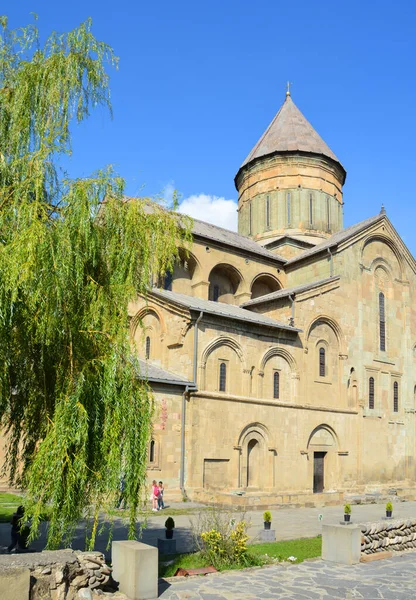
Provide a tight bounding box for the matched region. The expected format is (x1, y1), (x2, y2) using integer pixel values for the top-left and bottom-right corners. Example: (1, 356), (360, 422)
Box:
(158, 552), (416, 599)
(2, 500), (416, 555)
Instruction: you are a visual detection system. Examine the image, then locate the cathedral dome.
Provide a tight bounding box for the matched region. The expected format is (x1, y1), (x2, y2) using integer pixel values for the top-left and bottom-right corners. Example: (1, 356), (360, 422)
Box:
(235, 93), (347, 256)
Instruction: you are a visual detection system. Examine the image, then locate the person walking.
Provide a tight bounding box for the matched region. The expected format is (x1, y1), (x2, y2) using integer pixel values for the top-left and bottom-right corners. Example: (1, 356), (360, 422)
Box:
(158, 481), (165, 509)
(151, 479), (160, 511)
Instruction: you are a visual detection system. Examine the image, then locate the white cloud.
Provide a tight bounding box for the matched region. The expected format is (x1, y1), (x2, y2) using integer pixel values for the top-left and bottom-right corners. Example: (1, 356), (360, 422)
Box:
(179, 194), (238, 231)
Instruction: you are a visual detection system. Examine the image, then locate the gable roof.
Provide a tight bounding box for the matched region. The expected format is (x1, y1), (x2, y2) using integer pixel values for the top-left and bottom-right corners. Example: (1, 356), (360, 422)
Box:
(238, 95), (345, 175)
(137, 359), (191, 387)
(286, 213), (384, 266)
(241, 276), (339, 308)
(150, 288), (301, 333)
(191, 217), (286, 264)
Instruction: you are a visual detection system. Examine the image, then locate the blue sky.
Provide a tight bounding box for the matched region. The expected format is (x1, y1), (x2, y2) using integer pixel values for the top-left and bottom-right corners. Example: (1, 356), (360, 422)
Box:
(5, 1), (416, 254)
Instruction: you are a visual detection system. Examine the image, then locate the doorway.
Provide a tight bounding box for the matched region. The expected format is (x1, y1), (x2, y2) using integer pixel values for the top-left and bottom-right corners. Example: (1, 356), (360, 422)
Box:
(313, 452), (326, 493)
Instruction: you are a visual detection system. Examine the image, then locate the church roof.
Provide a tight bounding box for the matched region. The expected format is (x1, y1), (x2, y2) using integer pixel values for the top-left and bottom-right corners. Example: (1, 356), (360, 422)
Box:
(241, 276), (340, 308)
(238, 94), (344, 172)
(286, 213), (384, 266)
(137, 359), (191, 387)
(150, 288), (300, 332)
(191, 217), (286, 264)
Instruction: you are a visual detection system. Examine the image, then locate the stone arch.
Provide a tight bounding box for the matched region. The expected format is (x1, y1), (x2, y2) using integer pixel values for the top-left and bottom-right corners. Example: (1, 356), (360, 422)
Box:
(237, 423), (270, 489)
(250, 273), (282, 300)
(361, 234), (404, 280)
(307, 424), (339, 450)
(259, 347), (298, 401)
(305, 315), (345, 354)
(307, 424), (340, 493)
(200, 336), (245, 394)
(208, 263), (244, 304)
(131, 306), (165, 359)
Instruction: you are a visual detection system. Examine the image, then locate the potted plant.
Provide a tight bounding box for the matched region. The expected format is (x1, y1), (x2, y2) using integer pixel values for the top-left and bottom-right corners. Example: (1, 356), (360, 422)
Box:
(263, 511), (272, 530)
(344, 503), (351, 522)
(165, 517), (175, 539)
(386, 501), (393, 518)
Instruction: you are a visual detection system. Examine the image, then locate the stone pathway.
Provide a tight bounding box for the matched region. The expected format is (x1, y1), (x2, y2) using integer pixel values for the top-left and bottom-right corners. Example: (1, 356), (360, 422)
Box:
(2, 500), (416, 556)
(158, 552), (416, 599)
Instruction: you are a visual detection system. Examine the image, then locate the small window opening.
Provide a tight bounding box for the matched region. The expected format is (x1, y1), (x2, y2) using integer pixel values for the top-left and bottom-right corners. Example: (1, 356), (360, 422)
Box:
(393, 381), (399, 413)
(248, 202), (252, 235)
(149, 440), (155, 462)
(164, 271), (173, 290)
(213, 285), (220, 302)
(266, 195), (270, 229)
(287, 192), (291, 225)
(273, 371), (280, 399)
(145, 336), (151, 359)
(369, 377), (375, 409)
(219, 362), (227, 392)
(319, 347), (326, 377)
(379, 292), (386, 352)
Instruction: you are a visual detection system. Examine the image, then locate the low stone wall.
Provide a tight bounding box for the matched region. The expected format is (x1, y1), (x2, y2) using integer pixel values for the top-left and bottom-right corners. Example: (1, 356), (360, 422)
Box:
(0, 549), (128, 600)
(361, 518), (416, 554)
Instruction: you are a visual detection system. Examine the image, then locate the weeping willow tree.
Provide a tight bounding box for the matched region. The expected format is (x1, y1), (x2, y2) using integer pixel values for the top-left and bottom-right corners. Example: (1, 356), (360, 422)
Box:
(0, 16), (190, 549)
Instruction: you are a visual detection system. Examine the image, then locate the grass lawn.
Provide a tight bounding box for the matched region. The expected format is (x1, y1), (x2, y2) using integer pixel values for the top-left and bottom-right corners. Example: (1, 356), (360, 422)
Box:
(159, 536), (322, 577)
(249, 536), (322, 563)
(0, 492), (23, 523)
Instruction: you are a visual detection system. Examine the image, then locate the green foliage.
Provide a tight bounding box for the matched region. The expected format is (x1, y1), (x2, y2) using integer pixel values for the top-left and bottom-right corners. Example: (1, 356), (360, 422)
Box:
(386, 502), (393, 512)
(165, 517), (175, 530)
(191, 507), (252, 570)
(344, 503), (352, 515)
(0, 16), (191, 549)
(263, 510), (272, 522)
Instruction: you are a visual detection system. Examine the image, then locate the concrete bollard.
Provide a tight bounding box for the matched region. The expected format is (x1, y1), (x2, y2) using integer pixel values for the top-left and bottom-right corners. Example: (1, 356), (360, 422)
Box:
(112, 540), (158, 600)
(322, 523), (361, 565)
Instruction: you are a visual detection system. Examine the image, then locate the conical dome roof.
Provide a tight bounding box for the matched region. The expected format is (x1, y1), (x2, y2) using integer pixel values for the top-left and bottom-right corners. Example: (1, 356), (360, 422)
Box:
(239, 94), (344, 172)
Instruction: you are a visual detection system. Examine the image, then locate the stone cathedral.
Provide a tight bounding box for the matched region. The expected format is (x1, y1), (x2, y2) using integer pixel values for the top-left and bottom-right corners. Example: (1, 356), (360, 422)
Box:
(131, 91), (416, 506)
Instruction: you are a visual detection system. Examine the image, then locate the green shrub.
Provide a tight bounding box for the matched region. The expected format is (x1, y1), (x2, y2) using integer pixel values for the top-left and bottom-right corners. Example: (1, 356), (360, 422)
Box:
(344, 503), (351, 515)
(165, 517), (175, 530)
(263, 511), (272, 523)
(386, 502), (393, 512)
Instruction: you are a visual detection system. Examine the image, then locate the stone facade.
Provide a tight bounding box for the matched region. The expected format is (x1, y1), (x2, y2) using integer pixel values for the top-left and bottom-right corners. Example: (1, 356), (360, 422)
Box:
(133, 93), (416, 507)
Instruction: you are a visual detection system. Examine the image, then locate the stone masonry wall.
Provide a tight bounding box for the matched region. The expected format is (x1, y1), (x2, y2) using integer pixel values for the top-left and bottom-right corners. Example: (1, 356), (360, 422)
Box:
(361, 519), (416, 554)
(0, 550), (127, 600)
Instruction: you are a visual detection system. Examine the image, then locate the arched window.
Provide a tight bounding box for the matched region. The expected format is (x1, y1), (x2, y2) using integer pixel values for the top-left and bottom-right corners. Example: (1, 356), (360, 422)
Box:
(149, 440), (155, 463)
(393, 381), (399, 413)
(379, 292), (386, 351)
(369, 377), (375, 409)
(265, 195), (270, 229)
(309, 193), (313, 226)
(213, 285), (220, 302)
(273, 372), (280, 399)
(287, 192), (291, 225)
(145, 336), (151, 359)
(219, 362), (227, 392)
(319, 347), (326, 377)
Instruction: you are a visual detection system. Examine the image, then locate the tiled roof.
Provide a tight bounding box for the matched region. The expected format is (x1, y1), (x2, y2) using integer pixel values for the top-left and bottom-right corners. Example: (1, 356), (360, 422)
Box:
(241, 277), (340, 307)
(286, 213), (384, 266)
(150, 288), (301, 332)
(191, 218), (286, 264)
(137, 359), (191, 386)
(129, 196), (287, 264)
(239, 95), (344, 172)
